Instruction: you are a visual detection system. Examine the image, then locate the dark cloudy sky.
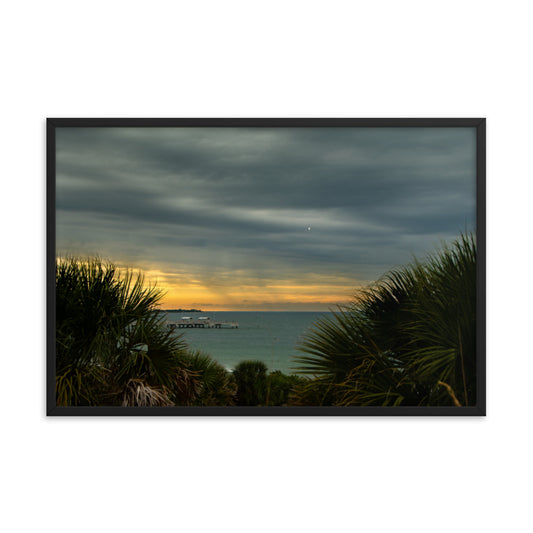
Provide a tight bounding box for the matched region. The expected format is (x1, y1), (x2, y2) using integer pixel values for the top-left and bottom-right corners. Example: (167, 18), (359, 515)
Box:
(56, 127), (476, 310)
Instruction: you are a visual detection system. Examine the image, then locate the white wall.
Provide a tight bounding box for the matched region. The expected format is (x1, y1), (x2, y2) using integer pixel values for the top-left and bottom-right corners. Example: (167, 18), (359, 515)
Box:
(1, 1), (531, 532)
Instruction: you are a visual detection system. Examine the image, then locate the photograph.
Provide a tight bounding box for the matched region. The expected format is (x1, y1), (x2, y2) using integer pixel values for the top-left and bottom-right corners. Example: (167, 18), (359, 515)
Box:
(48, 118), (485, 415)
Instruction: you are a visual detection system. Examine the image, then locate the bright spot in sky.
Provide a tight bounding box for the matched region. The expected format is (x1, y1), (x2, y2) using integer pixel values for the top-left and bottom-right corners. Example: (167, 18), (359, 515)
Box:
(307, 226), (311, 231)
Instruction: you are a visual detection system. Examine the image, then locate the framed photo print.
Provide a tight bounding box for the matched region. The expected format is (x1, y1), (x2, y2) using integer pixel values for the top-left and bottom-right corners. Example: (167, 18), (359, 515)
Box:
(47, 118), (486, 416)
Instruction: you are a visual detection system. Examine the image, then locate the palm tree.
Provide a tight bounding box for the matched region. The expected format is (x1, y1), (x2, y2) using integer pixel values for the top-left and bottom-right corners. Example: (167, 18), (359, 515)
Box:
(293, 234), (476, 407)
(265, 370), (306, 406)
(56, 257), (194, 406)
(176, 351), (237, 406)
(233, 360), (268, 406)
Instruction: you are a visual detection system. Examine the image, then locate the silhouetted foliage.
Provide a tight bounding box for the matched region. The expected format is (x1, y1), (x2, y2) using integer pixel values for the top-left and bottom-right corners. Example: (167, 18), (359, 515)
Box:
(56, 257), (193, 406)
(233, 360), (268, 405)
(266, 371), (306, 406)
(293, 234), (476, 407)
(177, 351), (237, 406)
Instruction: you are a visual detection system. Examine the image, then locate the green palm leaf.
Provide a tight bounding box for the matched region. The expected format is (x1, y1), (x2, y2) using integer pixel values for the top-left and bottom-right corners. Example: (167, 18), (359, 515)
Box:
(292, 233), (476, 407)
(56, 257), (193, 406)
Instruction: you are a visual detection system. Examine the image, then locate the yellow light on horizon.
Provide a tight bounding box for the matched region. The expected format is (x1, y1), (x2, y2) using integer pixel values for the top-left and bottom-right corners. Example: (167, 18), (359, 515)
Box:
(111, 261), (365, 312)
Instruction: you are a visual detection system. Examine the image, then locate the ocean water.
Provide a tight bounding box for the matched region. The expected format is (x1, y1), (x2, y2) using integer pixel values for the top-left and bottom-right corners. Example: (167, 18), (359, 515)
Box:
(163, 311), (333, 373)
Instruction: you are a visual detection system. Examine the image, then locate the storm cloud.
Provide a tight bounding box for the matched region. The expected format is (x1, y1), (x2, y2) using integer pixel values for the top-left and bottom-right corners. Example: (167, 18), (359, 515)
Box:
(56, 126), (476, 309)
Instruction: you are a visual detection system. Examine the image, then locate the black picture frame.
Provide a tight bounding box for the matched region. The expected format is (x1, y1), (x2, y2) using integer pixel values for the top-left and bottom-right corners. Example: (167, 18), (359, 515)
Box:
(47, 118), (486, 416)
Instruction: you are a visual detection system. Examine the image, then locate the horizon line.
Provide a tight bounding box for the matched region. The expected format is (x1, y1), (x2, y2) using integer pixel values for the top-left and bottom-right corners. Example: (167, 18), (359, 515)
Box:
(159, 308), (339, 312)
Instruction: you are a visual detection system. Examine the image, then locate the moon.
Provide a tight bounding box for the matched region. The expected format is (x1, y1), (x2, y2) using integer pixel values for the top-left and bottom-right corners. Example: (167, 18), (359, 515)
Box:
(307, 226), (311, 231)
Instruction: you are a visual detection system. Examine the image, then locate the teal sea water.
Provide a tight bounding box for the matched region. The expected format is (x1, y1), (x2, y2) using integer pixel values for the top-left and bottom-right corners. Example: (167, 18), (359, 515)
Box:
(163, 311), (333, 373)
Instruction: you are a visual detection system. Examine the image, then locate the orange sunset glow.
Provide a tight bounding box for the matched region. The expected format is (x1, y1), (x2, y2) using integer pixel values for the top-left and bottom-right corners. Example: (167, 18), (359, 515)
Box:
(56, 127), (476, 313)
(126, 264), (359, 311)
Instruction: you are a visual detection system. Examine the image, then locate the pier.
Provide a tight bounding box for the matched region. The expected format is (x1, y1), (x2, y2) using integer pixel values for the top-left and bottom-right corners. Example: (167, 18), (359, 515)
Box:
(167, 317), (239, 329)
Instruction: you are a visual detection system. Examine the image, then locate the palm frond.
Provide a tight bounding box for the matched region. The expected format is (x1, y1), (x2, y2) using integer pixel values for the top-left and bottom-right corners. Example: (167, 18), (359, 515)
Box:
(120, 379), (173, 407)
(56, 257), (192, 406)
(291, 233), (476, 407)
